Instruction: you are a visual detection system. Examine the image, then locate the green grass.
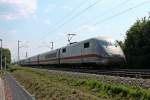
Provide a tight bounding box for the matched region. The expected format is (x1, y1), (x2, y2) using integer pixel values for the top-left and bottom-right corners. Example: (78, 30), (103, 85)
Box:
(0, 70), (4, 78)
(9, 65), (100, 100)
(8, 65), (150, 100)
(73, 80), (150, 100)
(0, 71), (2, 78)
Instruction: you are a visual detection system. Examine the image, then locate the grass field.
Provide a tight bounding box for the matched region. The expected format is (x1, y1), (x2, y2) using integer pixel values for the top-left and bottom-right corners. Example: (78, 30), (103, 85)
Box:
(0, 71), (2, 78)
(8, 65), (150, 100)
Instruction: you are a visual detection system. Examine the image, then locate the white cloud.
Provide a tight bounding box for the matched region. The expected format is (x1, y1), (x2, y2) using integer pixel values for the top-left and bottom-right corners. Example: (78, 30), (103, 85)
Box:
(0, 0), (37, 20)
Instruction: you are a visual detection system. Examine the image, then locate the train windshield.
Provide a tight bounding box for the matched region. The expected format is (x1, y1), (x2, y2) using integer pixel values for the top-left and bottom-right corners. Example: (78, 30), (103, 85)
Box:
(99, 39), (124, 56)
(99, 40), (117, 47)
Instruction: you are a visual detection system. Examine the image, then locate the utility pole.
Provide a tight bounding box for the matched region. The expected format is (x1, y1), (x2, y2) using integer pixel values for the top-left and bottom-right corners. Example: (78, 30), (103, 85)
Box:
(42, 42), (54, 50)
(18, 40), (21, 62)
(149, 12), (150, 20)
(4, 57), (6, 74)
(18, 40), (28, 61)
(26, 52), (28, 59)
(0, 39), (2, 75)
(67, 34), (76, 45)
(18, 41), (29, 61)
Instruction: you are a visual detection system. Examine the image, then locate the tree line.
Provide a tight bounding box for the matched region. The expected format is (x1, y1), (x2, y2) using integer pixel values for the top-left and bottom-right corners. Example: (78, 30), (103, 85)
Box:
(118, 17), (150, 68)
(0, 48), (11, 67)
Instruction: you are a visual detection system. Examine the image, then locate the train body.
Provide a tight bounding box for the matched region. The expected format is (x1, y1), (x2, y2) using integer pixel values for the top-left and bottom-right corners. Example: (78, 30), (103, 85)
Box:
(18, 37), (126, 67)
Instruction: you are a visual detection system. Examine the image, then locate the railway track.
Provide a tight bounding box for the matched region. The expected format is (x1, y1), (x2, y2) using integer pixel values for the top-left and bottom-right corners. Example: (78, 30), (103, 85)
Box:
(40, 67), (150, 79)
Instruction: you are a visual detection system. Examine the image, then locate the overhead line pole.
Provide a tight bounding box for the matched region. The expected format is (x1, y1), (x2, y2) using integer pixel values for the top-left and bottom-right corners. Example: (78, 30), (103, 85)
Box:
(26, 52), (28, 59)
(4, 57), (6, 75)
(18, 41), (29, 61)
(42, 42), (54, 50)
(18, 40), (21, 62)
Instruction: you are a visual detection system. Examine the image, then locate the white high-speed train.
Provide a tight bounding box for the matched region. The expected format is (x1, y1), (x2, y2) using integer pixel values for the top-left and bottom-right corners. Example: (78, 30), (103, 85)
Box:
(18, 37), (125, 67)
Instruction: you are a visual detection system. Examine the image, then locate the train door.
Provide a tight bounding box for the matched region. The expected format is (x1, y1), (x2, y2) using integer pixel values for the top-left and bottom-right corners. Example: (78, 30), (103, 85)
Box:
(82, 41), (90, 63)
(81, 45), (83, 64)
(37, 55), (40, 65)
(58, 49), (61, 65)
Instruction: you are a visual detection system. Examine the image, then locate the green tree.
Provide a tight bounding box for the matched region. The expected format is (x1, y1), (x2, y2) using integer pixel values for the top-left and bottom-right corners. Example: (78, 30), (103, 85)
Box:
(116, 40), (125, 51)
(0, 48), (11, 66)
(124, 17), (150, 68)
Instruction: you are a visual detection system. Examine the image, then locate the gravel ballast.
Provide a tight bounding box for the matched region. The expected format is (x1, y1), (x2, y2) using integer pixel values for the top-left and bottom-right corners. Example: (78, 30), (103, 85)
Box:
(45, 69), (150, 89)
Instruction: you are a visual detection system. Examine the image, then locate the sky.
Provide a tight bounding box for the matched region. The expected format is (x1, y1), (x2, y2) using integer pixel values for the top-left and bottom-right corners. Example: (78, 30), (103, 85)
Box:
(0, 0), (150, 61)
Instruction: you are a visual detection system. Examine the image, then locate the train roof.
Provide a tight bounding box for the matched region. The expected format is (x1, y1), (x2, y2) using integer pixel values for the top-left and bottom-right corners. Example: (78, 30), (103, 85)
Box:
(93, 36), (113, 40)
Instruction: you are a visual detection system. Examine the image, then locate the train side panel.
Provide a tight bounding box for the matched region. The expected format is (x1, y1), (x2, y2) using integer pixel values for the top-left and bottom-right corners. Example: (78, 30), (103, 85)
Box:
(82, 39), (99, 64)
(39, 50), (59, 65)
(30, 55), (38, 65)
(17, 37), (126, 67)
(59, 38), (101, 65)
(60, 43), (82, 64)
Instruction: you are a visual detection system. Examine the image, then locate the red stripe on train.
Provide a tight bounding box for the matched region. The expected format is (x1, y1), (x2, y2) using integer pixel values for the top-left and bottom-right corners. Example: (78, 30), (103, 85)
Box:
(62, 54), (101, 60)
(26, 54), (101, 63)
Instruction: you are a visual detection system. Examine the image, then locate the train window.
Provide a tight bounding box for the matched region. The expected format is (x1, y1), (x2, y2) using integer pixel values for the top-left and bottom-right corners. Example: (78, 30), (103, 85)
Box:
(62, 48), (66, 53)
(99, 40), (117, 47)
(45, 53), (57, 58)
(84, 42), (90, 48)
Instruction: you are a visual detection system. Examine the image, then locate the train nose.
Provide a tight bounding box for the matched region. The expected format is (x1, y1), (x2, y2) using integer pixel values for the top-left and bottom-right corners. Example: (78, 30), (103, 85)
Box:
(111, 54), (126, 63)
(100, 55), (125, 66)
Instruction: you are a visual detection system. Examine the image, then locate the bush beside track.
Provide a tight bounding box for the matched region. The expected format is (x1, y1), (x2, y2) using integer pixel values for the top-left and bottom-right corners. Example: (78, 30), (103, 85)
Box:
(0, 71), (2, 78)
(8, 65), (150, 100)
